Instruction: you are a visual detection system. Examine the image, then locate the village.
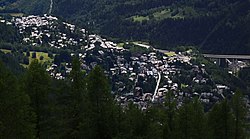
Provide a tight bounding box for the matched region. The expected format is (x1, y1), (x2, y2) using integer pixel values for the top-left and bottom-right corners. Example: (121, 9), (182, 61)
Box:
(1, 14), (235, 109)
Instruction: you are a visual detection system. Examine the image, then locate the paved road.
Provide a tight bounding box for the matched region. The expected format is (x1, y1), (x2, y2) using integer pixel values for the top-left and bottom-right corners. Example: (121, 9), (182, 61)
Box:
(203, 54), (250, 60)
(133, 42), (151, 49)
(134, 43), (250, 60)
(48, 0), (53, 15)
(133, 43), (174, 54)
(152, 72), (161, 102)
(133, 43), (164, 102)
(154, 49), (172, 54)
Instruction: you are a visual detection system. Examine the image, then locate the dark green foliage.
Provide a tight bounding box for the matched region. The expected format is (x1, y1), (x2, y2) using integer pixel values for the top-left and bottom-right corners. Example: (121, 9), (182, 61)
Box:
(163, 91), (177, 139)
(208, 99), (235, 139)
(39, 55), (44, 60)
(117, 103), (151, 139)
(175, 98), (207, 139)
(1, 0), (250, 54)
(0, 51), (24, 74)
(0, 61), (36, 139)
(64, 57), (85, 138)
(23, 56), (29, 65)
(48, 52), (53, 58)
(0, 23), (20, 43)
(231, 90), (247, 139)
(31, 52), (36, 58)
(52, 0), (250, 54)
(0, 58), (248, 138)
(26, 51), (30, 57)
(79, 65), (117, 139)
(239, 67), (250, 88)
(144, 107), (164, 139)
(24, 60), (51, 138)
(54, 50), (71, 65)
(0, 0), (50, 14)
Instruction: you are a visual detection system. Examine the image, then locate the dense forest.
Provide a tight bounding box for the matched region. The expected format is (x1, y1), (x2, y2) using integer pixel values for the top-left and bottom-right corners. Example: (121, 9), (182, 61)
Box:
(55, 0), (250, 54)
(0, 56), (249, 139)
(1, 0), (250, 54)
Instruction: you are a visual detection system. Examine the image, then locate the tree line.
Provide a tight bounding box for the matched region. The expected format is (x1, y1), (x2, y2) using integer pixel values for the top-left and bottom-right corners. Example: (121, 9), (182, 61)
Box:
(0, 58), (249, 139)
(1, 0), (250, 54)
(51, 0), (250, 54)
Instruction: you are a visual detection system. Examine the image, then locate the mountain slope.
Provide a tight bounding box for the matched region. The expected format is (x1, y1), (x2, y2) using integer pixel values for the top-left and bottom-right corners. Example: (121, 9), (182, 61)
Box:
(1, 0), (250, 54)
(51, 0), (250, 54)
(0, 0), (50, 14)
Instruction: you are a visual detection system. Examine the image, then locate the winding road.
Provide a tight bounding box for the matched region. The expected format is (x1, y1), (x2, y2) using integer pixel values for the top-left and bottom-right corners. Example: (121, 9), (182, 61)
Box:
(48, 0), (53, 15)
(133, 43), (166, 102)
(152, 72), (161, 102)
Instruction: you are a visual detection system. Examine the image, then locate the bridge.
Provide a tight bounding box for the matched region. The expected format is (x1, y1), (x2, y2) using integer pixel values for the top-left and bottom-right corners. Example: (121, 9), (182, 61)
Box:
(203, 54), (250, 73)
(203, 54), (250, 60)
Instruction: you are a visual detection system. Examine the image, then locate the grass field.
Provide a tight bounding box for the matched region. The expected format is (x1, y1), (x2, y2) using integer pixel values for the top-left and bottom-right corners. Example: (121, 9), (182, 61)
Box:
(0, 12), (24, 17)
(20, 63), (29, 68)
(0, 49), (11, 53)
(1, 49), (54, 66)
(153, 8), (185, 20)
(165, 51), (176, 57)
(131, 8), (185, 22)
(153, 9), (172, 20)
(181, 84), (188, 89)
(25, 51), (53, 65)
(9, 13), (24, 17)
(117, 43), (125, 48)
(132, 15), (149, 22)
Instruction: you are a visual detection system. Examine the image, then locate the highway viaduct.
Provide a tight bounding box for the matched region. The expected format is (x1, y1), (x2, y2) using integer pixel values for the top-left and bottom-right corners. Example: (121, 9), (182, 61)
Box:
(203, 54), (250, 72)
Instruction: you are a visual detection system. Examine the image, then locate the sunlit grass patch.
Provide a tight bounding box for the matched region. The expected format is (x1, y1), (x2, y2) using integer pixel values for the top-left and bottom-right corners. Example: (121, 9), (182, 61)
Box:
(0, 49), (11, 53)
(165, 52), (176, 57)
(132, 15), (149, 22)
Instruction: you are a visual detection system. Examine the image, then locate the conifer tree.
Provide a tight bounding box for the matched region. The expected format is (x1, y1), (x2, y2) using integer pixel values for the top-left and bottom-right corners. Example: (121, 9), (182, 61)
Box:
(145, 105), (165, 139)
(208, 99), (235, 139)
(163, 91), (177, 139)
(174, 98), (207, 139)
(66, 57), (86, 138)
(231, 90), (247, 139)
(175, 99), (192, 139)
(0, 62), (36, 139)
(24, 60), (51, 138)
(120, 103), (149, 139)
(79, 65), (117, 139)
(189, 98), (207, 139)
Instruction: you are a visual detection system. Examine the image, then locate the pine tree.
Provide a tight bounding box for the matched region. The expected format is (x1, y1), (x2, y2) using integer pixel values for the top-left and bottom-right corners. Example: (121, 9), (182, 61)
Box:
(175, 99), (192, 139)
(174, 98), (207, 139)
(145, 105), (165, 139)
(0, 62), (36, 139)
(24, 60), (51, 138)
(189, 98), (207, 139)
(208, 99), (235, 139)
(66, 57), (86, 138)
(120, 103), (149, 139)
(79, 65), (117, 139)
(163, 91), (177, 139)
(231, 90), (247, 139)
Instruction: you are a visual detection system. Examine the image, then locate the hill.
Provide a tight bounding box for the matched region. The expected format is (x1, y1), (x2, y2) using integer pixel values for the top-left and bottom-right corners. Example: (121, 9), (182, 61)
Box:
(0, 0), (49, 14)
(0, 1), (249, 138)
(1, 0), (249, 54)
(0, 14), (249, 105)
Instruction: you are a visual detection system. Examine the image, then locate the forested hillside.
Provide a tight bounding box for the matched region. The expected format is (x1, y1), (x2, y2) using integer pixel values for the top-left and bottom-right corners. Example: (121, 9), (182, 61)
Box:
(0, 0), (49, 14)
(0, 1), (250, 138)
(1, 0), (250, 54)
(0, 58), (249, 139)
